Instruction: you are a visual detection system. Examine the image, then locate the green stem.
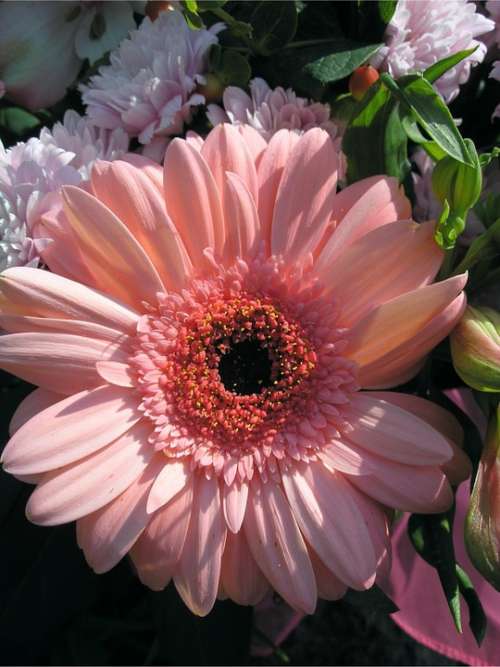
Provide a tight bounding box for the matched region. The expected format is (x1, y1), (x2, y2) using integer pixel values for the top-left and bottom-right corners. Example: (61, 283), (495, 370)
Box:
(283, 37), (339, 49)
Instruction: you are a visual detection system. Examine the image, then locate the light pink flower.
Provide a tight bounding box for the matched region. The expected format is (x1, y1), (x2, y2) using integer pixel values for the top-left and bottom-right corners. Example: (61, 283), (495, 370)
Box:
(0, 112), (128, 271)
(490, 60), (500, 119)
(0, 2), (142, 110)
(207, 78), (345, 180)
(371, 0), (494, 102)
(207, 77), (337, 141)
(0, 125), (468, 616)
(81, 10), (224, 160)
(486, 0), (500, 49)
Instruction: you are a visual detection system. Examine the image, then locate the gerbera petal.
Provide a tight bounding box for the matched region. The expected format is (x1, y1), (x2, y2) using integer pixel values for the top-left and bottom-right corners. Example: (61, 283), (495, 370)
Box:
(318, 175), (411, 263)
(318, 221), (443, 326)
(220, 529), (268, 606)
(0, 332), (126, 394)
(348, 460), (453, 513)
(0, 314), (127, 342)
(281, 462), (377, 590)
(96, 360), (134, 387)
(222, 172), (260, 264)
(244, 478), (317, 613)
(201, 123), (259, 208)
(26, 420), (155, 526)
(2, 385), (141, 475)
(77, 456), (166, 573)
(223, 477), (249, 533)
(345, 274), (467, 370)
(235, 124), (267, 164)
(174, 474), (227, 616)
(0, 267), (139, 333)
(130, 479), (194, 591)
(62, 185), (165, 309)
(271, 129), (338, 261)
(358, 292), (467, 388)
(257, 129), (300, 250)
(91, 159), (192, 291)
(371, 391), (470, 484)
(164, 138), (224, 264)
(319, 438), (374, 475)
(346, 393), (453, 465)
(146, 459), (190, 514)
(308, 548), (348, 601)
(9, 388), (62, 436)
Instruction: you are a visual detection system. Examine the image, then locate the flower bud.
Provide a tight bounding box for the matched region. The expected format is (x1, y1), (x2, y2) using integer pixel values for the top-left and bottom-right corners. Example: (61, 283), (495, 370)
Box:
(349, 65), (380, 101)
(146, 1), (176, 21)
(432, 140), (482, 218)
(451, 305), (500, 392)
(465, 405), (500, 591)
(197, 73), (225, 104)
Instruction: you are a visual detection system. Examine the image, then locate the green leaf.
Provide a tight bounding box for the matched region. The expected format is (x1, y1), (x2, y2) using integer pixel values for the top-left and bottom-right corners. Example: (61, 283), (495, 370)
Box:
(408, 509), (462, 634)
(197, 0), (227, 10)
(479, 147), (500, 168)
(0, 107), (40, 135)
(378, 0), (398, 24)
(422, 141), (448, 162)
(301, 40), (382, 84)
(343, 81), (410, 183)
(250, 1), (297, 55)
(424, 47), (477, 84)
(452, 216), (500, 275)
(455, 564), (488, 646)
(216, 49), (251, 87)
(381, 73), (473, 166)
(401, 112), (448, 161)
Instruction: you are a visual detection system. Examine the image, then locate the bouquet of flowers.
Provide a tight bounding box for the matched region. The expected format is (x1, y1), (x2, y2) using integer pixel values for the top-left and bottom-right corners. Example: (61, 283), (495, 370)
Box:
(0, 1), (499, 664)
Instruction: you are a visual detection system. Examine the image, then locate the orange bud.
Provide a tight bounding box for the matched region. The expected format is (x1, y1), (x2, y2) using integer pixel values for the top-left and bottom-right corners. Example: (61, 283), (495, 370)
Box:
(145, 1), (175, 21)
(348, 65), (380, 101)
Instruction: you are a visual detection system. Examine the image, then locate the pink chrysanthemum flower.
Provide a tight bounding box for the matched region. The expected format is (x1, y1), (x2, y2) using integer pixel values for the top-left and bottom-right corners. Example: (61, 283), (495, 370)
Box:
(207, 77), (337, 141)
(207, 77), (345, 180)
(371, 0), (494, 102)
(0, 112), (128, 271)
(486, 0), (500, 48)
(490, 61), (500, 119)
(81, 10), (224, 161)
(0, 125), (470, 616)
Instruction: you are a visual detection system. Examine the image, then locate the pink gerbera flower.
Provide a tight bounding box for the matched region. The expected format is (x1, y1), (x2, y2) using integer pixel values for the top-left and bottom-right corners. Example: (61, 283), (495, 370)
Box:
(0, 125), (469, 616)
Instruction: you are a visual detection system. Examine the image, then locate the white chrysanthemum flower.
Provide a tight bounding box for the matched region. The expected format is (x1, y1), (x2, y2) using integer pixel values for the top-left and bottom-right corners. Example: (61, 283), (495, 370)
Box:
(0, 112), (129, 271)
(371, 0), (494, 102)
(0, 139), (76, 272)
(0, 2), (144, 111)
(81, 10), (224, 159)
(41, 111), (129, 180)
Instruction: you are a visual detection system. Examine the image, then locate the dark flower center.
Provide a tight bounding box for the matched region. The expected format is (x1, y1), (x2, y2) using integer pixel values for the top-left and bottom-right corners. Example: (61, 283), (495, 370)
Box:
(218, 339), (273, 395)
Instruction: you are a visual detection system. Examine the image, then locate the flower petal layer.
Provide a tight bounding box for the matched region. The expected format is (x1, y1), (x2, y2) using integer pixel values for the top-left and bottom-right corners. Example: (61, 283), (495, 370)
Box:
(26, 420), (155, 526)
